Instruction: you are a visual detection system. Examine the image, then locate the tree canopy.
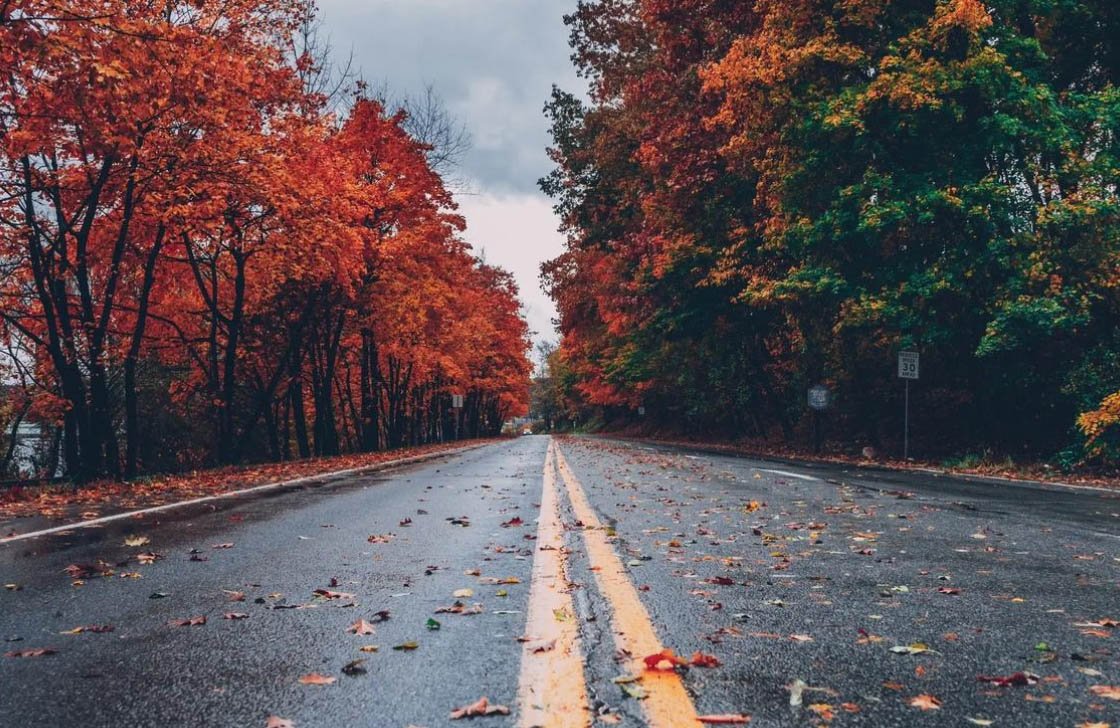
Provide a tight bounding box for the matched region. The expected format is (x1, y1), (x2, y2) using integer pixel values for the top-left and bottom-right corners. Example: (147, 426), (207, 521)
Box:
(541, 0), (1120, 466)
(0, 1), (531, 481)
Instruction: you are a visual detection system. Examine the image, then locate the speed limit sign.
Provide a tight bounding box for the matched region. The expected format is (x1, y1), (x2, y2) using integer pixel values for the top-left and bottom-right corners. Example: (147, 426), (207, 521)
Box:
(898, 351), (919, 380)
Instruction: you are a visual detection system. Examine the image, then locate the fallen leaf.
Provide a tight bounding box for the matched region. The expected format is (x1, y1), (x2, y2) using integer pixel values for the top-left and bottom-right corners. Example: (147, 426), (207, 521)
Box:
(169, 616), (206, 627)
(427, 618), (441, 631)
(808, 704), (834, 721)
(619, 681), (648, 700)
(5, 648), (56, 658)
(223, 613), (249, 620)
(526, 639), (556, 653)
(341, 659), (367, 676)
(690, 651), (721, 668)
(358, 645), (379, 653)
(643, 649), (687, 671)
(60, 625), (113, 635)
(977, 671), (1038, 687)
(124, 535), (150, 547)
(393, 641), (419, 651)
(890, 643), (933, 655)
(298, 674), (335, 685)
(908, 694), (942, 710)
(312, 589), (355, 601)
(1089, 685), (1120, 701)
(698, 716), (750, 725)
(449, 696), (510, 720)
(211, 543), (234, 549)
(788, 679), (807, 706)
(1081, 629), (1112, 638)
(435, 601), (484, 615)
(453, 588), (474, 599)
(348, 619), (376, 635)
(265, 717), (294, 728)
(223, 590), (246, 602)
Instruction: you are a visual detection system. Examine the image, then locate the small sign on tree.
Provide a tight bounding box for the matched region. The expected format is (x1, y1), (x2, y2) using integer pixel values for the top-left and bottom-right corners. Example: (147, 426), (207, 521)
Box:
(807, 385), (830, 411)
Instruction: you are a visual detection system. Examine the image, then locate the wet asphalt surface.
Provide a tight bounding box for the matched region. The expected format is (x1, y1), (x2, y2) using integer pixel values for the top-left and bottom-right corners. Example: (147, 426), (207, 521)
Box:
(2, 435), (1119, 727)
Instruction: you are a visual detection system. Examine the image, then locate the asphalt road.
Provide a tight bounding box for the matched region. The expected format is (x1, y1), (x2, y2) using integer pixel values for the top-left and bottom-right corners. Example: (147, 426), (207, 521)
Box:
(2, 436), (1118, 727)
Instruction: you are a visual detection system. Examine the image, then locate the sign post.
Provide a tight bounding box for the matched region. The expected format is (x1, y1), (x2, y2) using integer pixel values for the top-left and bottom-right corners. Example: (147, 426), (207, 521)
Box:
(807, 385), (830, 454)
(897, 352), (919, 459)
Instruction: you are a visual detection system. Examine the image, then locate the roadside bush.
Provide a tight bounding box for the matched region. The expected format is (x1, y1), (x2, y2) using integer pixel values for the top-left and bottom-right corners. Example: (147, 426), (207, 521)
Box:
(1078, 391), (1120, 466)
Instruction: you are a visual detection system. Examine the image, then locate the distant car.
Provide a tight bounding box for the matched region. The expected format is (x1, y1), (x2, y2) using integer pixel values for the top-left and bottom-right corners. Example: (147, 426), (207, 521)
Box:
(521, 427), (532, 435)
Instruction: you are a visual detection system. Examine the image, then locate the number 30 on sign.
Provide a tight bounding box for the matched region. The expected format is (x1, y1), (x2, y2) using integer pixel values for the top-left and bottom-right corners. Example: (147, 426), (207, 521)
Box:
(898, 351), (919, 380)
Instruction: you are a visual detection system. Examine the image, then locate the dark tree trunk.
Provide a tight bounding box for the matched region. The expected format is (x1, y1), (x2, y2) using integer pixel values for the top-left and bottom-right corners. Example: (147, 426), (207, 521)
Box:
(125, 225), (166, 478)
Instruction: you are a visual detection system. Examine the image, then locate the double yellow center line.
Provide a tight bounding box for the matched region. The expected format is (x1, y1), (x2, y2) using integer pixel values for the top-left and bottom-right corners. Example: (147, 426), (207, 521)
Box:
(518, 440), (702, 727)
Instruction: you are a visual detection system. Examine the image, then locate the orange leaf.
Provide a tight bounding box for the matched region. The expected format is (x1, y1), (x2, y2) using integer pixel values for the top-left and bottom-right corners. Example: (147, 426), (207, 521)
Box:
(348, 619), (377, 635)
(908, 694), (942, 710)
(169, 616), (206, 627)
(449, 696), (510, 720)
(690, 651), (722, 668)
(643, 649), (687, 671)
(298, 674), (335, 686)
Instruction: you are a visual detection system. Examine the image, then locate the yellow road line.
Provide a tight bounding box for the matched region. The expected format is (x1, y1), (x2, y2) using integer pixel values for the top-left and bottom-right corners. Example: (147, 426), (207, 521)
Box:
(517, 441), (592, 728)
(554, 441), (703, 728)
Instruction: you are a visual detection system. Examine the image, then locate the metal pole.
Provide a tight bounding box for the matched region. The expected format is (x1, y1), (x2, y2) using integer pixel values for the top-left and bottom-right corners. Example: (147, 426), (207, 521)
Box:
(904, 379), (910, 460)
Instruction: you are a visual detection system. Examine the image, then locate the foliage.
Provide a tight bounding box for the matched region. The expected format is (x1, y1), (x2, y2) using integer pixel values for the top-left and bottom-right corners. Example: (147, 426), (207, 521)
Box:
(1078, 391), (1120, 465)
(542, 0), (1120, 464)
(0, 2), (530, 481)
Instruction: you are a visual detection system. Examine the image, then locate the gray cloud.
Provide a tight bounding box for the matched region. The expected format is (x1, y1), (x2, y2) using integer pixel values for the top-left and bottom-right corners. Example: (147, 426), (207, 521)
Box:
(316, 0), (582, 195)
(316, 1), (583, 352)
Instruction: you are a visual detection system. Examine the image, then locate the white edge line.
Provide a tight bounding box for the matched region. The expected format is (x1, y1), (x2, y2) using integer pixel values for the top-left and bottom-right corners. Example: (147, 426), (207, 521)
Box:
(904, 466), (1120, 496)
(604, 436), (1120, 497)
(757, 468), (820, 482)
(1, 443), (493, 545)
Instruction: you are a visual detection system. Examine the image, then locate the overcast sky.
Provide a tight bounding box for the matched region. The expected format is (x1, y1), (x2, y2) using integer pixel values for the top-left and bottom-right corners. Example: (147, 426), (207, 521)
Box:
(315, 0), (583, 353)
